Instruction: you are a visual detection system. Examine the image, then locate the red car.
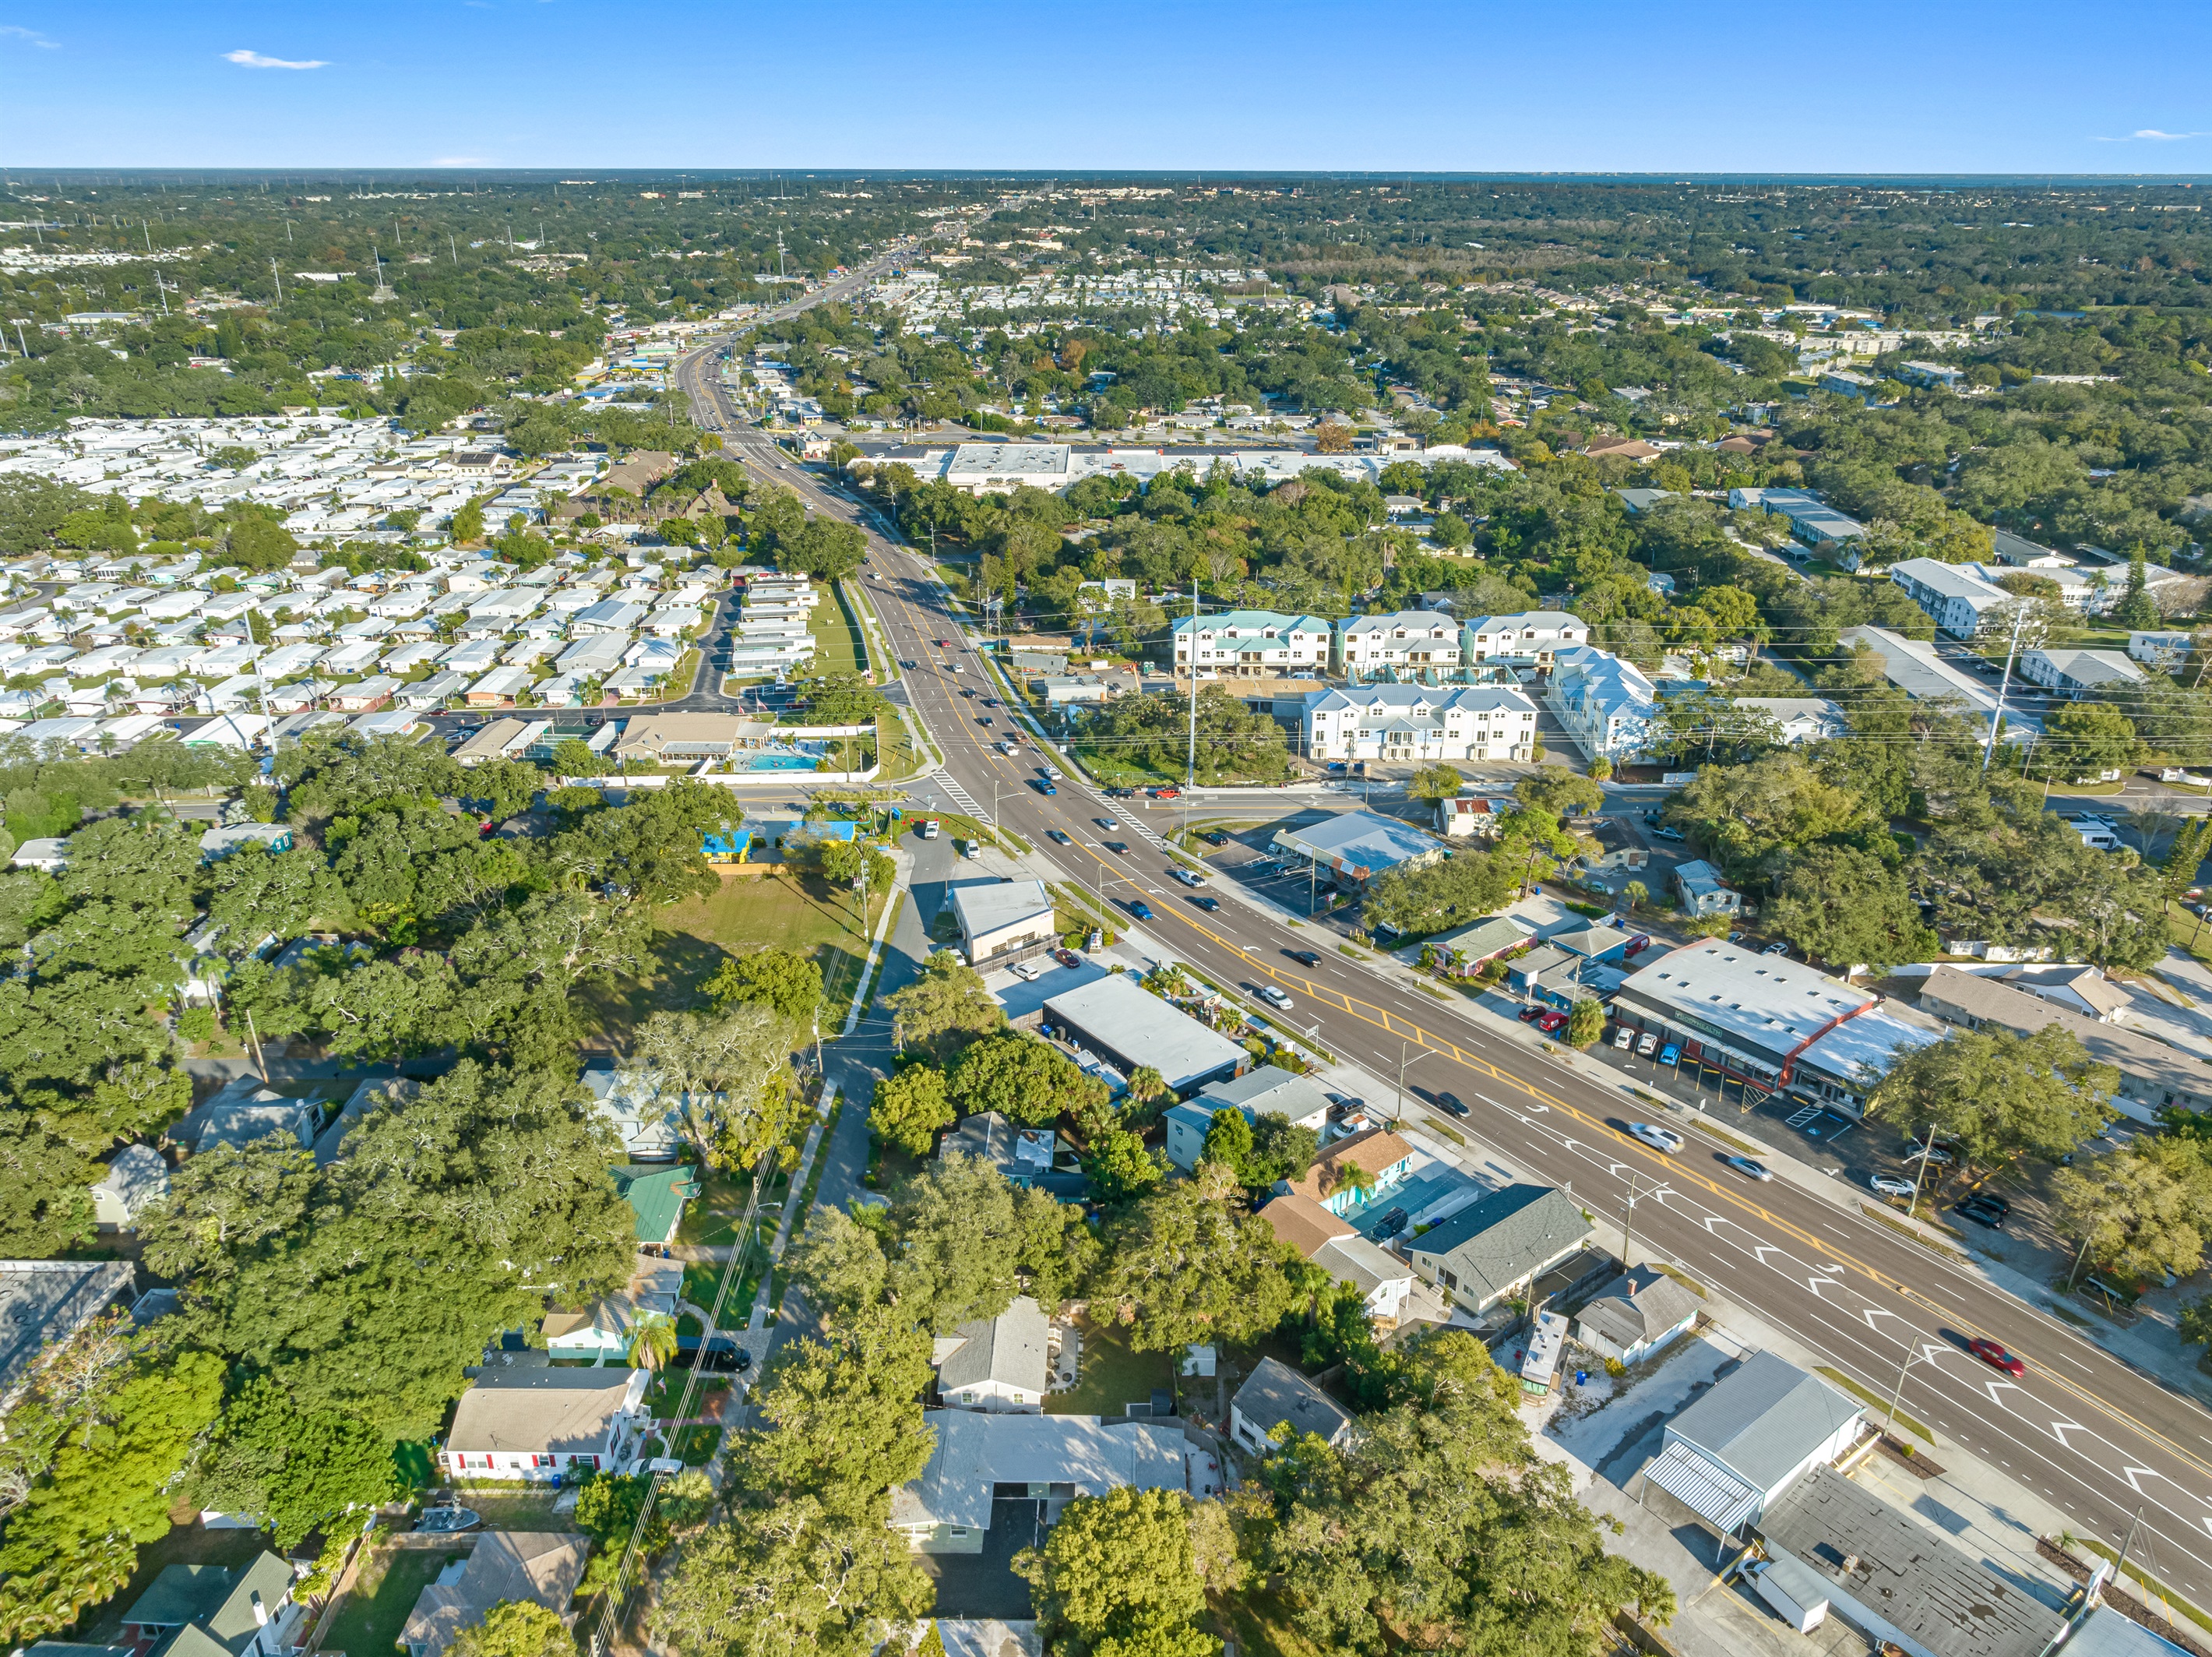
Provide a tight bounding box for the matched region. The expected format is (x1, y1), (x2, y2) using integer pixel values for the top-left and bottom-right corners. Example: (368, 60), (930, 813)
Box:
(1517, 1006), (1548, 1024)
(1152, 786), (1181, 800)
(1537, 1011), (1569, 1034)
(1967, 1338), (2025, 1377)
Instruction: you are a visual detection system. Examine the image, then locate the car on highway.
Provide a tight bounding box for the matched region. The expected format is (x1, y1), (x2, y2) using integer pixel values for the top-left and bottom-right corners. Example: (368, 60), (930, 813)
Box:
(1094, 817), (1118, 830)
(1170, 869), (1204, 887)
(1152, 786), (1181, 801)
(1869, 1174), (1918, 1199)
(1191, 896), (1220, 911)
(1033, 779), (1057, 795)
(1104, 841), (1130, 856)
(977, 716), (993, 727)
(1628, 1122), (1685, 1155)
(1435, 1092), (1470, 1117)
(1258, 985), (1294, 1010)
(1636, 1032), (1658, 1056)
(1045, 829), (1071, 844)
(1724, 1156), (1773, 1183)
(1287, 950), (1322, 967)
(982, 698), (1002, 708)
(1967, 1337), (2025, 1377)
(934, 638), (953, 647)
(1127, 901), (1154, 922)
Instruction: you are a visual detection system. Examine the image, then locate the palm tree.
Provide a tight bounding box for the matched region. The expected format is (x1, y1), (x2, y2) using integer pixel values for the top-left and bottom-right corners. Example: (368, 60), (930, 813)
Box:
(1328, 1162), (1378, 1207)
(626, 1310), (678, 1370)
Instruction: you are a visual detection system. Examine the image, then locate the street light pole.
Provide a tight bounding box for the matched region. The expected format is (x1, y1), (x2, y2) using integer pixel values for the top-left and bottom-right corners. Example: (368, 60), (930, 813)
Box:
(1393, 1041), (1432, 1123)
(1882, 1341), (1934, 1441)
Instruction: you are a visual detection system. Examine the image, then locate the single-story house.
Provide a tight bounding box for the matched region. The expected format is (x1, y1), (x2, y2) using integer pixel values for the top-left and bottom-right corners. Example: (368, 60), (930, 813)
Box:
(541, 1257), (685, 1361)
(197, 824), (292, 863)
(1275, 1127), (1415, 1218)
(890, 1409), (1186, 1553)
(611, 1162), (698, 1250)
(1570, 1266), (1702, 1366)
(932, 1294), (1051, 1412)
(0, 1259), (136, 1391)
(1430, 914), (1537, 976)
(119, 1553), (301, 1657)
(579, 1062), (689, 1160)
(1641, 1350), (1862, 1540)
(939, 1110), (1089, 1198)
(1163, 1066), (1334, 1171)
(174, 1080), (319, 1155)
(440, 1367), (651, 1481)
(1435, 796), (1503, 839)
(400, 1532), (590, 1657)
(1230, 1356), (1354, 1455)
(1256, 1193), (1416, 1322)
(90, 1144), (170, 1228)
(1404, 1183), (1594, 1314)
(1673, 859), (1742, 918)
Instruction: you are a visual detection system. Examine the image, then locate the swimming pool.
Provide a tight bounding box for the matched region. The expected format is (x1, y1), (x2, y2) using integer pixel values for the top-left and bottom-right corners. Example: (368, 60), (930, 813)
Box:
(741, 753), (819, 771)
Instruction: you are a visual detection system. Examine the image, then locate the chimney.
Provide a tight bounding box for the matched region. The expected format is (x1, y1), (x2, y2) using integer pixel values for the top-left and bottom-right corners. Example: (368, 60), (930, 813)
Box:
(1626, 1274), (1638, 1296)
(250, 1594), (268, 1629)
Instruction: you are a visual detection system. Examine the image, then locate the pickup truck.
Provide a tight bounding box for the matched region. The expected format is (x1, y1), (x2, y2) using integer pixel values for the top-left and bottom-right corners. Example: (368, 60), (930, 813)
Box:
(920, 819), (940, 840)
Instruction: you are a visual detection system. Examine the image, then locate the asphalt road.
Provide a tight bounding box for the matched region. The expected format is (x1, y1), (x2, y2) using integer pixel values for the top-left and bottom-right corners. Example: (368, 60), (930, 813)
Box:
(687, 415), (2212, 1609)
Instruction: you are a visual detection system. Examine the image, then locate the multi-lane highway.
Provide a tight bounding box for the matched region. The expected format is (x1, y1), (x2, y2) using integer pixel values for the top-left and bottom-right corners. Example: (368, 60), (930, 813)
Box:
(675, 383), (2212, 1609)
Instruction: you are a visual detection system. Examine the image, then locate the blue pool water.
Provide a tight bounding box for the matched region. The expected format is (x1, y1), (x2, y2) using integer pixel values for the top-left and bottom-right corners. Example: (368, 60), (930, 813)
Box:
(743, 753), (819, 771)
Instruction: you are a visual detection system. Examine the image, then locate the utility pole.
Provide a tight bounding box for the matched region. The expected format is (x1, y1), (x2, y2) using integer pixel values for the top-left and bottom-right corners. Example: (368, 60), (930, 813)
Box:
(1906, 1121), (1939, 1219)
(1619, 1172), (1666, 1269)
(1882, 1341), (1933, 1441)
(1186, 578), (1199, 801)
(2113, 1507), (2144, 1599)
(1981, 601), (2032, 775)
(269, 260), (282, 301)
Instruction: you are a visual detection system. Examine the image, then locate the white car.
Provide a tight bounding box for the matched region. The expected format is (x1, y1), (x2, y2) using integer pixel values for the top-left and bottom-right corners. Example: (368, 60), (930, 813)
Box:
(1627, 1122), (1684, 1155)
(1259, 985), (1294, 1010)
(1869, 1174), (1918, 1199)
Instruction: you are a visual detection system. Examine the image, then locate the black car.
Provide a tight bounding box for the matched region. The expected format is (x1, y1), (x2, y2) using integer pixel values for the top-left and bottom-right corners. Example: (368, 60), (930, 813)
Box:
(1201, 830), (1230, 846)
(672, 1339), (752, 1373)
(1960, 1189), (2012, 1215)
(1954, 1200), (2008, 1232)
(1191, 896), (1220, 911)
(1287, 950), (1322, 967)
(1373, 1207), (1411, 1239)
(1104, 841), (1130, 856)
(1435, 1092), (1471, 1118)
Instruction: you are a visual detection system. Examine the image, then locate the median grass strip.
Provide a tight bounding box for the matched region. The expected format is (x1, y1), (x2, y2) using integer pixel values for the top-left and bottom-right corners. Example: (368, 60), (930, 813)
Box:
(1816, 1365), (1932, 1446)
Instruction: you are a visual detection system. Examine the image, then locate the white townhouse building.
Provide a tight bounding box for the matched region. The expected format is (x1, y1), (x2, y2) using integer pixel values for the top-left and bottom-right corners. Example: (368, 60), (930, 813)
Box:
(1301, 684), (1540, 763)
(1459, 610), (1589, 667)
(1170, 610), (1332, 676)
(1548, 644), (1657, 760)
(1337, 610), (1464, 674)
(2018, 647), (2148, 699)
(1886, 558), (2013, 638)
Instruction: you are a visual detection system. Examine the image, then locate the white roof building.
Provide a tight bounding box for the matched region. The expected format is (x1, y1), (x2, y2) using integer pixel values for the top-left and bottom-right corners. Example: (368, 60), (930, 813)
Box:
(1301, 683), (1538, 763)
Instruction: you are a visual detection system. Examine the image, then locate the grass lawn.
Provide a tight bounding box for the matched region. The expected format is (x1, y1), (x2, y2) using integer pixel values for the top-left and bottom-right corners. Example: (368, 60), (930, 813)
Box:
(670, 1424), (721, 1465)
(2166, 901), (2212, 967)
(1048, 1317), (1174, 1418)
(808, 587), (866, 677)
(442, 1487), (583, 1531)
(677, 1167), (760, 1249)
(323, 1546), (455, 1657)
(577, 866), (886, 1046)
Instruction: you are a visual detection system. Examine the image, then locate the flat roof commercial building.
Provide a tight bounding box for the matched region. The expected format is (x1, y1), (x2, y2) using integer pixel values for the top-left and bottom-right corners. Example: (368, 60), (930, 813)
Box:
(950, 878), (1058, 970)
(1041, 972), (1248, 1096)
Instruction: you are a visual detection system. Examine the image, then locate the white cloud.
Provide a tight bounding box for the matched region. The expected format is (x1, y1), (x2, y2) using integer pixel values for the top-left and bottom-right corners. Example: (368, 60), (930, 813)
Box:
(0, 25), (58, 47)
(223, 48), (328, 69)
(2092, 128), (2207, 143)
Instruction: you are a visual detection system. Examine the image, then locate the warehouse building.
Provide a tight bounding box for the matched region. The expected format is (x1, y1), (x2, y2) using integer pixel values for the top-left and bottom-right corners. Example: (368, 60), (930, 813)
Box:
(1041, 972), (1247, 1096)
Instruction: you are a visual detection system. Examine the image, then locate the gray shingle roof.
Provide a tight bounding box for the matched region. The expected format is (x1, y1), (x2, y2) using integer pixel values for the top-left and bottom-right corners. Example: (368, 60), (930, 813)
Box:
(1231, 1356), (1351, 1445)
(1410, 1183), (1593, 1303)
(937, 1296), (1049, 1396)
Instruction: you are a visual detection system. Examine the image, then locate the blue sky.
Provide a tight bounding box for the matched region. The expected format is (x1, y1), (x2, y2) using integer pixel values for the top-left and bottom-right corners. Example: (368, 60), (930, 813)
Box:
(4, 0), (2210, 175)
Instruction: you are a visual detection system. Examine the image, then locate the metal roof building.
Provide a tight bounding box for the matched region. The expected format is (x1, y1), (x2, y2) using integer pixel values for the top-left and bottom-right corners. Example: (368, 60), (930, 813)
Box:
(1041, 972), (1248, 1096)
(1269, 809), (1444, 890)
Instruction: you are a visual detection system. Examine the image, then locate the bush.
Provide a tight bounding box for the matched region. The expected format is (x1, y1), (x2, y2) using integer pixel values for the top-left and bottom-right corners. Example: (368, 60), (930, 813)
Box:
(1603, 1357), (1626, 1379)
(176, 1007), (217, 1043)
